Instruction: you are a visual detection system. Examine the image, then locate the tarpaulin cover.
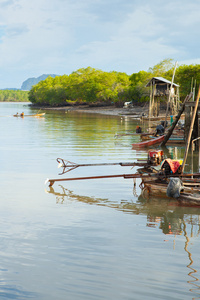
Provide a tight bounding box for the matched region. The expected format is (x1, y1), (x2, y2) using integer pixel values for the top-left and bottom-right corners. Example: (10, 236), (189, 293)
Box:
(161, 159), (182, 174)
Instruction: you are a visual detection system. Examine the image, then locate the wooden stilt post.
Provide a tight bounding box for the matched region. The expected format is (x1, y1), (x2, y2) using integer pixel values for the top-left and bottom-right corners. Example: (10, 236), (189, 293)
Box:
(164, 61), (178, 128)
(148, 82), (152, 132)
(152, 83), (155, 117)
(182, 86), (200, 173)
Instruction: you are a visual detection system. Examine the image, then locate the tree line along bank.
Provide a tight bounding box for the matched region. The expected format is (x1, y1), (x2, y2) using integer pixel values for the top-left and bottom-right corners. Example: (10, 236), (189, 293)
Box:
(1, 59), (200, 106)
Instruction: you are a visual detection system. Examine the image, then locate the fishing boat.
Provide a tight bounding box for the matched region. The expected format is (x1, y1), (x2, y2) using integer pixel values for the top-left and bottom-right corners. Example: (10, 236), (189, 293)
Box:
(46, 154), (200, 207)
(28, 113), (45, 117)
(166, 137), (185, 145)
(137, 156), (200, 206)
(140, 114), (185, 122)
(13, 113), (45, 117)
(140, 134), (185, 145)
(140, 178), (200, 206)
(132, 135), (165, 148)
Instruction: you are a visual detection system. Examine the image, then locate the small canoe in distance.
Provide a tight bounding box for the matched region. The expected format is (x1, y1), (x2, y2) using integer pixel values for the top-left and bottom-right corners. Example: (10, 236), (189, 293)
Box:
(13, 113), (45, 117)
(132, 135), (165, 148)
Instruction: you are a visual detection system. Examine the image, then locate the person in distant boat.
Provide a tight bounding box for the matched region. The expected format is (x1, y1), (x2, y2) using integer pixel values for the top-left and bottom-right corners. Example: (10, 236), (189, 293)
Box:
(136, 126), (142, 133)
(155, 124), (164, 136)
(20, 112), (24, 117)
(160, 120), (168, 127)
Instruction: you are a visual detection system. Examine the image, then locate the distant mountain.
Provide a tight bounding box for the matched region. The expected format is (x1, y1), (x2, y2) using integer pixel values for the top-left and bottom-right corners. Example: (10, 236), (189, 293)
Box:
(21, 74), (58, 90)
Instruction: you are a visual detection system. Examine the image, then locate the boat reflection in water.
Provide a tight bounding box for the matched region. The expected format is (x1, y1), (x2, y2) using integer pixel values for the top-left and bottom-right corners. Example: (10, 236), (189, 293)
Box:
(46, 185), (200, 297)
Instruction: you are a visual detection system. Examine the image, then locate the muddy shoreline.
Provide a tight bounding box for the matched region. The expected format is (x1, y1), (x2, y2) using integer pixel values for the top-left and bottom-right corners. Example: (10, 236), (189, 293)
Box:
(40, 104), (167, 118)
(41, 104), (151, 117)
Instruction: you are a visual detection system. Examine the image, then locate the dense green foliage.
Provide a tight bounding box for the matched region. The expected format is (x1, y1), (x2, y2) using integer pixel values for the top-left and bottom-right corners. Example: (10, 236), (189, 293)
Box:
(174, 65), (200, 98)
(129, 59), (200, 102)
(28, 60), (200, 106)
(0, 90), (29, 102)
(29, 68), (130, 107)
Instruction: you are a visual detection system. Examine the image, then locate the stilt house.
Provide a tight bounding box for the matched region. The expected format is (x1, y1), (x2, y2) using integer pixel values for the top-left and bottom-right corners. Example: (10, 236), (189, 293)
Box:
(146, 77), (180, 117)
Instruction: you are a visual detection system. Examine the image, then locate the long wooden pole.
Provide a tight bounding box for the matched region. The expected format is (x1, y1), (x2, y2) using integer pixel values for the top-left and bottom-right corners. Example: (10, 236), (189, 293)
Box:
(57, 158), (150, 174)
(47, 173), (143, 186)
(182, 85), (200, 173)
(161, 92), (193, 146)
(46, 171), (200, 187)
(148, 82), (152, 131)
(164, 61), (178, 128)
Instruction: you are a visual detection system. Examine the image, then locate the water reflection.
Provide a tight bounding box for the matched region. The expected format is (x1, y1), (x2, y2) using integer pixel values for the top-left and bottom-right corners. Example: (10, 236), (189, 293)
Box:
(0, 285), (36, 300)
(46, 185), (200, 298)
(3, 102), (200, 299)
(183, 220), (200, 297)
(46, 185), (140, 214)
(46, 185), (200, 234)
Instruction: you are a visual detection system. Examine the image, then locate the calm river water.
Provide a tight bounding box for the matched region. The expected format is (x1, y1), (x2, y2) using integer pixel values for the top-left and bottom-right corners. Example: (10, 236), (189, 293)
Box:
(1, 102), (200, 300)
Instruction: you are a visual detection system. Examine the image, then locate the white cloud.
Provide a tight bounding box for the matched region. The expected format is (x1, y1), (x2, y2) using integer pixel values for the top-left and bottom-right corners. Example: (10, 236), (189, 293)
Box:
(71, 4), (179, 73)
(0, 0), (199, 88)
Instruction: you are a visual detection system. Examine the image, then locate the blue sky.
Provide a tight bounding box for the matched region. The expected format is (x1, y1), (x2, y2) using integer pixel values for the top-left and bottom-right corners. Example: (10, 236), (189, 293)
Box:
(0, 0), (200, 88)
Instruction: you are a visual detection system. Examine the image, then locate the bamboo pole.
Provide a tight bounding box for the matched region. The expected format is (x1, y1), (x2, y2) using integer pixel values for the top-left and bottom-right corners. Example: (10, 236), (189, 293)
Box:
(46, 171), (200, 187)
(152, 81), (156, 117)
(47, 173), (143, 186)
(191, 137), (200, 178)
(161, 92), (193, 146)
(182, 85), (200, 173)
(164, 61), (178, 128)
(193, 79), (196, 101)
(149, 82), (152, 118)
(148, 82), (152, 132)
(152, 81), (155, 117)
(191, 78), (193, 93)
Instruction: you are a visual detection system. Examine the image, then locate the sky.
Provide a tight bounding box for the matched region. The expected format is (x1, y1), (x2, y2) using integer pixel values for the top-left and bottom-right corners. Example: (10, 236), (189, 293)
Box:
(0, 0), (200, 89)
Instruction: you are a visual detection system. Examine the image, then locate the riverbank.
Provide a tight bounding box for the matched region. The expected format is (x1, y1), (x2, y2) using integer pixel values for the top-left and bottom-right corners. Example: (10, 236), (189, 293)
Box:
(42, 104), (151, 117)
(41, 103), (168, 119)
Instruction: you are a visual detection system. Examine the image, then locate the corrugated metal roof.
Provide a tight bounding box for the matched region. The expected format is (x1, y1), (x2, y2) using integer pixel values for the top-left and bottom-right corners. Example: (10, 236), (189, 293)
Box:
(146, 77), (179, 87)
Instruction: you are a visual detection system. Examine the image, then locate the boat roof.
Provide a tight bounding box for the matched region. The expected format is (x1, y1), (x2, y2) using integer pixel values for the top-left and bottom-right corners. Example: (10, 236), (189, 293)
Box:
(146, 77), (179, 87)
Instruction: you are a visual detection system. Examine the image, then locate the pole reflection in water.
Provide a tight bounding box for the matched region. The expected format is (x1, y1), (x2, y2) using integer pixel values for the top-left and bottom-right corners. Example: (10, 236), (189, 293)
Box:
(45, 185), (140, 213)
(183, 220), (200, 297)
(46, 185), (200, 299)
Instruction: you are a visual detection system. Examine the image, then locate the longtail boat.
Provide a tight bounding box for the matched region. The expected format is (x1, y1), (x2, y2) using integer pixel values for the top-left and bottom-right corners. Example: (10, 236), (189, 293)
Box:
(140, 178), (200, 206)
(45, 154), (200, 206)
(13, 113), (45, 117)
(140, 134), (185, 145)
(132, 135), (165, 148)
(137, 157), (200, 206)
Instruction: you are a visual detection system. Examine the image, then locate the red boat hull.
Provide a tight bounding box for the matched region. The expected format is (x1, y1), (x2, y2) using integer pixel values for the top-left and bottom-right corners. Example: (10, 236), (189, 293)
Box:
(132, 135), (165, 148)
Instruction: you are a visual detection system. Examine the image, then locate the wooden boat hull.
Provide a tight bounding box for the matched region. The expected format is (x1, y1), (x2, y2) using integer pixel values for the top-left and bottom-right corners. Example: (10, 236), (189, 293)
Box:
(140, 133), (154, 141)
(166, 138), (185, 145)
(141, 114), (185, 122)
(140, 135), (185, 145)
(13, 113), (45, 117)
(29, 113), (45, 117)
(132, 135), (165, 148)
(141, 179), (200, 206)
